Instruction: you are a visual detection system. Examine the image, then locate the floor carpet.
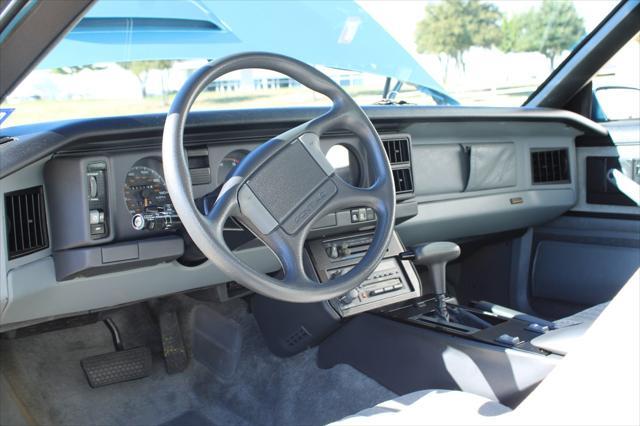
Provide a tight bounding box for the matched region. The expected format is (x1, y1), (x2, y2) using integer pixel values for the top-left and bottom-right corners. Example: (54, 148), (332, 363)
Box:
(0, 298), (395, 426)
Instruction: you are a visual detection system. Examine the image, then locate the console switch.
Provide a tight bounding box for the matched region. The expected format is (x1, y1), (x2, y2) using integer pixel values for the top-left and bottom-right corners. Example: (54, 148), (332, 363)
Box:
(526, 323), (550, 334)
(496, 334), (521, 346)
(87, 162), (108, 239)
(350, 207), (375, 223)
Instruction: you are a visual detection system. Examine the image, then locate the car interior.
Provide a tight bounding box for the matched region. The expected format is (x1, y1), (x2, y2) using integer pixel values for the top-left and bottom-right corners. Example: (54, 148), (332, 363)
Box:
(0, 1), (638, 425)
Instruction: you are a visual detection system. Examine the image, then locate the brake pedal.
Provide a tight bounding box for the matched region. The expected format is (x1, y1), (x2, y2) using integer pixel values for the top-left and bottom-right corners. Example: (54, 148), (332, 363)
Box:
(81, 318), (152, 388)
(81, 347), (152, 388)
(158, 310), (188, 374)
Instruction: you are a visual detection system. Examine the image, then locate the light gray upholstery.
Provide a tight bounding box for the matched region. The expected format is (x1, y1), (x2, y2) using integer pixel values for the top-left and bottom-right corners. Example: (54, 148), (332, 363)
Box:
(554, 302), (609, 328)
(330, 389), (510, 425)
(524, 301), (612, 354)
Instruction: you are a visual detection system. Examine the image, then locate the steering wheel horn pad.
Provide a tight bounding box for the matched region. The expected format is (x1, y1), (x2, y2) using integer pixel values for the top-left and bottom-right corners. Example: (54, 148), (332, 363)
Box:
(163, 52), (396, 303)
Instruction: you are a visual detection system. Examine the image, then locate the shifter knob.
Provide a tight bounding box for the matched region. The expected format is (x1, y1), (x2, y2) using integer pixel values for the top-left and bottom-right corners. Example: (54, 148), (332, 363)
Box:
(411, 242), (460, 322)
(412, 242), (461, 295)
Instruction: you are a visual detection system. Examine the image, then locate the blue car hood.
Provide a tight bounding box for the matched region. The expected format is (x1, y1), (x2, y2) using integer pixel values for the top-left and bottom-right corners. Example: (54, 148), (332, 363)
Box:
(40, 0), (446, 95)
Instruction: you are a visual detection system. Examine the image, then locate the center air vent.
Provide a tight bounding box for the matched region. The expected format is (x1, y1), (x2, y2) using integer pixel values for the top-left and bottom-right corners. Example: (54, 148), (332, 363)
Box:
(531, 149), (570, 184)
(392, 169), (414, 193)
(382, 137), (410, 164)
(5, 186), (49, 259)
(381, 135), (414, 196)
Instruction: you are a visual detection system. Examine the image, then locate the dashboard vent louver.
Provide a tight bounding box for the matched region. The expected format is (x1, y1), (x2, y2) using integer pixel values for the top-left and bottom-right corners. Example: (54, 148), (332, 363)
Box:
(381, 135), (414, 196)
(392, 168), (414, 194)
(5, 186), (49, 260)
(531, 149), (570, 184)
(382, 137), (410, 164)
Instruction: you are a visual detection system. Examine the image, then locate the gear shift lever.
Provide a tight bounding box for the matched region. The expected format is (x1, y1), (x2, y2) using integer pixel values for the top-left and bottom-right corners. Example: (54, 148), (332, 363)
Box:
(412, 242), (461, 321)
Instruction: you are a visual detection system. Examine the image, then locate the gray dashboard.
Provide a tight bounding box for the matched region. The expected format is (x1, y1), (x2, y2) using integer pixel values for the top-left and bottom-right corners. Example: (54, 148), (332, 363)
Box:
(0, 106), (607, 330)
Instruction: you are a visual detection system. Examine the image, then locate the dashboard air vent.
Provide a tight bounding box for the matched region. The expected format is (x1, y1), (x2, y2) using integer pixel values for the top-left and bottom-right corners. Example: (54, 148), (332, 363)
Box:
(5, 186), (49, 259)
(531, 149), (570, 184)
(187, 147), (211, 185)
(382, 137), (410, 164)
(392, 168), (414, 194)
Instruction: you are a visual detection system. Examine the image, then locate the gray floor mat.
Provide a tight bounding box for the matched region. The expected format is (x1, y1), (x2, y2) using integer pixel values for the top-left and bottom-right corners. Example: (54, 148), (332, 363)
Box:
(0, 299), (395, 426)
(161, 410), (215, 426)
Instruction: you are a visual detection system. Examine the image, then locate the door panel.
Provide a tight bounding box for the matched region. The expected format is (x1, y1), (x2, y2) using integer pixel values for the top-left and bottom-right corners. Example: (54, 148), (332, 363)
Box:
(527, 120), (639, 319)
(529, 215), (639, 318)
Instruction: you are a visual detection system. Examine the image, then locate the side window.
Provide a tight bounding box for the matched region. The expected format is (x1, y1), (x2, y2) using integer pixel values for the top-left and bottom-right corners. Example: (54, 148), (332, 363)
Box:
(592, 33), (640, 122)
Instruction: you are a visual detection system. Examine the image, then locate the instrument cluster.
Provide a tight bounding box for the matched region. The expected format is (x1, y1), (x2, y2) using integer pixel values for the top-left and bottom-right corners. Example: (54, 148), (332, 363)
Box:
(123, 158), (179, 231)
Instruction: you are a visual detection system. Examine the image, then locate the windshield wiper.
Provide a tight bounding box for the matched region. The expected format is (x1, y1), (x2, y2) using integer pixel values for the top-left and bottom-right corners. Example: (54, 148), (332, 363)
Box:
(377, 78), (414, 105)
(374, 98), (414, 106)
(380, 77), (460, 106)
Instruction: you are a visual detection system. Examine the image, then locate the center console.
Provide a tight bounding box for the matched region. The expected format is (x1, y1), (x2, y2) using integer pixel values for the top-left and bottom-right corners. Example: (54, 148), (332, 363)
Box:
(307, 231), (421, 316)
(378, 297), (556, 354)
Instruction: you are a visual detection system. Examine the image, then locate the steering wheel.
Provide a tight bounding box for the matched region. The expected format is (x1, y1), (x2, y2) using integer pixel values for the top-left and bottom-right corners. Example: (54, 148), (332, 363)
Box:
(163, 52), (396, 303)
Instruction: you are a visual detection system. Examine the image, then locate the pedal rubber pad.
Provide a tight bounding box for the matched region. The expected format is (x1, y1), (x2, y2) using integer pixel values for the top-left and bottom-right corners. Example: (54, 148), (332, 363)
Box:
(158, 310), (188, 374)
(81, 347), (152, 388)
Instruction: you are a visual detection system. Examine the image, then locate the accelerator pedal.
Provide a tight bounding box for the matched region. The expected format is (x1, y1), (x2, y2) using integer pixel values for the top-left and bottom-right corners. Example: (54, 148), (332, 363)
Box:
(158, 310), (189, 374)
(81, 318), (152, 388)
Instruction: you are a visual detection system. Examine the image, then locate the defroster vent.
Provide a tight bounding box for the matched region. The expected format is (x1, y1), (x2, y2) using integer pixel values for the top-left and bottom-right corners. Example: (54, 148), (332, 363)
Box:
(5, 186), (49, 259)
(531, 149), (570, 184)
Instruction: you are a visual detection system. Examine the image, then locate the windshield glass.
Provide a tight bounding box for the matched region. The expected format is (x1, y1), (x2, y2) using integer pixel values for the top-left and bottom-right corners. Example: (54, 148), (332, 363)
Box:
(1, 0), (621, 127)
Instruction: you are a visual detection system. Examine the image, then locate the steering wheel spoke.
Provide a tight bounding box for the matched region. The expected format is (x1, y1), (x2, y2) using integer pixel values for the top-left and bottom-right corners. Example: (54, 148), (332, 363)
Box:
(260, 226), (311, 286)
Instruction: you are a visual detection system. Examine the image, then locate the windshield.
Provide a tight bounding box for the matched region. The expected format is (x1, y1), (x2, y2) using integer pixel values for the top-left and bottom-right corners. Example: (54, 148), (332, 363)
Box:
(1, 0), (621, 127)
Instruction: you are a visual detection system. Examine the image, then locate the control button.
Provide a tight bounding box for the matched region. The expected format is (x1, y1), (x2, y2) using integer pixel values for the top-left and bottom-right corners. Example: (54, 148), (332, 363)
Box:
(526, 323), (550, 334)
(340, 289), (359, 305)
(327, 245), (339, 259)
(351, 209), (359, 223)
(90, 223), (105, 235)
(358, 208), (367, 222)
(366, 208), (375, 221)
(393, 283), (403, 290)
(383, 286), (395, 292)
(495, 334), (521, 346)
(89, 209), (100, 225)
(132, 214), (145, 231)
(339, 243), (351, 257)
(98, 211), (105, 223)
(329, 269), (342, 279)
(89, 176), (98, 198)
(369, 288), (385, 296)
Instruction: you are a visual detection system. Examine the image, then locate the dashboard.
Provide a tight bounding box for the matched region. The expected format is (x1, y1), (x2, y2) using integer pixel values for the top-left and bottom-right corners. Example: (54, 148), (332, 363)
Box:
(0, 106), (609, 330)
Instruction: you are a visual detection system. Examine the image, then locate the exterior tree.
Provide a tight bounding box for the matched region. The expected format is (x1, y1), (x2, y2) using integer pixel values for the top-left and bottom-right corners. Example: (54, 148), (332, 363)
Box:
(500, 0), (585, 70)
(415, 0), (502, 82)
(53, 65), (105, 75)
(119, 60), (173, 98)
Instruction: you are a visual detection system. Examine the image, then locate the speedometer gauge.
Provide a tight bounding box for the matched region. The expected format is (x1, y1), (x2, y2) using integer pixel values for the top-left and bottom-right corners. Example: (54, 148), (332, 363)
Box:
(124, 165), (172, 215)
(217, 150), (249, 184)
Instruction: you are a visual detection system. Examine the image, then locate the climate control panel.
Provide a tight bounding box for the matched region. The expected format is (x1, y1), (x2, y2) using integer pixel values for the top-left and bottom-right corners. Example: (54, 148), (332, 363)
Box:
(308, 231), (422, 316)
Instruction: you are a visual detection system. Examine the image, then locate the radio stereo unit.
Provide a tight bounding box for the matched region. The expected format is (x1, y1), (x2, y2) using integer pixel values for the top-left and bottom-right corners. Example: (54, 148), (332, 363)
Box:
(307, 231), (421, 316)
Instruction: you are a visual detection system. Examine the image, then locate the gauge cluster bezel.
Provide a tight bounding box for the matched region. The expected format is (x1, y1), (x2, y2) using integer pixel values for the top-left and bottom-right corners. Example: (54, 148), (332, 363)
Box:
(123, 157), (174, 216)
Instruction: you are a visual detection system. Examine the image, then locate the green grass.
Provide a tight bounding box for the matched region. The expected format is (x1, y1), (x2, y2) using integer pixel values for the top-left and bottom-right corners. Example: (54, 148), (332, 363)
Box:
(1, 85), (528, 128)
